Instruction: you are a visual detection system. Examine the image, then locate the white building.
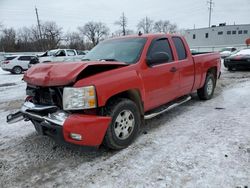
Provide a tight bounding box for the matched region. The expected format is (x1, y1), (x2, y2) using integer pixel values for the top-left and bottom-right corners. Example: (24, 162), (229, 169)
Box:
(184, 23), (250, 51)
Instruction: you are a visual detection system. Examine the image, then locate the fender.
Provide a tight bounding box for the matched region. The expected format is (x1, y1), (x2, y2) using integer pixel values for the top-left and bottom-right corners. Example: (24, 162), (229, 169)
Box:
(74, 66), (145, 108)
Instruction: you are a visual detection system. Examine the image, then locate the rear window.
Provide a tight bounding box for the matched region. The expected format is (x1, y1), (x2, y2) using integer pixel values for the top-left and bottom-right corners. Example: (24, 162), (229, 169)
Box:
(5, 56), (17, 60)
(18, 56), (33, 61)
(172, 37), (187, 60)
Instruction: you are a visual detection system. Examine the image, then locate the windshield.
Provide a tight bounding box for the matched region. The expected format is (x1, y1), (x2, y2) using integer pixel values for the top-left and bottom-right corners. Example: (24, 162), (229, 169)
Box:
(47, 49), (59, 56)
(83, 38), (147, 64)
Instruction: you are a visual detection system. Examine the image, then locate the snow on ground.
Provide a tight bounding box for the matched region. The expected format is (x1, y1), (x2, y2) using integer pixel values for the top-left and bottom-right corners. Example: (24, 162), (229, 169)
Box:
(0, 65), (250, 188)
(0, 69), (25, 103)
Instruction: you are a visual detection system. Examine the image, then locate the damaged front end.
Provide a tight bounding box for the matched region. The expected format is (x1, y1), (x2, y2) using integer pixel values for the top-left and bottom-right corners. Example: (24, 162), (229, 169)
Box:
(7, 85), (67, 126)
(7, 101), (67, 126)
(7, 85), (111, 148)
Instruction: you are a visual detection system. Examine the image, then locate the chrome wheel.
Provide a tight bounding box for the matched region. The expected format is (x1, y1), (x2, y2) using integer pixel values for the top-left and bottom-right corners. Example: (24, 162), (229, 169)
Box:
(114, 110), (135, 140)
(206, 78), (214, 96)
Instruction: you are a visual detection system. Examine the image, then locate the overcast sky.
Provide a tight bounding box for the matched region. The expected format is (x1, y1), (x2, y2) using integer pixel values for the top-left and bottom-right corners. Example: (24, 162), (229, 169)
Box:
(0, 0), (249, 33)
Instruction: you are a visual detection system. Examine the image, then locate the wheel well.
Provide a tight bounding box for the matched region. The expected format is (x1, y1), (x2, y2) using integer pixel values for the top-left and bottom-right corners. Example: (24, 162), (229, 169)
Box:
(12, 66), (23, 72)
(206, 67), (217, 85)
(105, 89), (144, 115)
(13, 66), (22, 69)
(207, 67), (217, 78)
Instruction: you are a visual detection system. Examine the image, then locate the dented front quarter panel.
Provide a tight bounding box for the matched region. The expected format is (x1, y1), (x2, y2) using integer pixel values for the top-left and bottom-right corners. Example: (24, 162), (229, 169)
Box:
(74, 64), (145, 108)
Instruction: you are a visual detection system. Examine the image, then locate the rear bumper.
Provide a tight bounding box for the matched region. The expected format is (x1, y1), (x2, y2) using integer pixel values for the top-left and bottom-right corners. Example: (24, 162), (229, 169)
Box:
(1, 67), (12, 72)
(7, 102), (111, 147)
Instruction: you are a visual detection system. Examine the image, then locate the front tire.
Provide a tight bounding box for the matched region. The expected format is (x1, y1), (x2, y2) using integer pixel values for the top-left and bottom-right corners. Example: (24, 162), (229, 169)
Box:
(103, 98), (141, 150)
(197, 73), (216, 100)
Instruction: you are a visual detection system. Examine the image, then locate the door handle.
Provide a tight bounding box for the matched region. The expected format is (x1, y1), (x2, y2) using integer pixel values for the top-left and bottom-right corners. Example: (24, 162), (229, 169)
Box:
(170, 67), (177, 73)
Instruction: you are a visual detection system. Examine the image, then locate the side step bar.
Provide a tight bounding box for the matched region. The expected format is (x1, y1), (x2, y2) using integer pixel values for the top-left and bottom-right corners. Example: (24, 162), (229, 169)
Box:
(144, 96), (192, 120)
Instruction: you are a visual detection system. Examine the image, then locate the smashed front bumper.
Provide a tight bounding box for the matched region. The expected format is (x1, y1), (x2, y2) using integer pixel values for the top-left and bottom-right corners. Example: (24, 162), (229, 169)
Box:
(7, 101), (67, 125)
(7, 102), (111, 147)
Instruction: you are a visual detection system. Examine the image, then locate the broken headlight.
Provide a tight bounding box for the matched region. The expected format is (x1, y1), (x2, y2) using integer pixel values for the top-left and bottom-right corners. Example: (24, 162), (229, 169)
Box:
(63, 86), (97, 110)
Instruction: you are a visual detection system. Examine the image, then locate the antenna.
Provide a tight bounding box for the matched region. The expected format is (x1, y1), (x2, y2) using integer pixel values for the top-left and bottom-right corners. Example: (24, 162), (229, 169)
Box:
(207, 0), (214, 28)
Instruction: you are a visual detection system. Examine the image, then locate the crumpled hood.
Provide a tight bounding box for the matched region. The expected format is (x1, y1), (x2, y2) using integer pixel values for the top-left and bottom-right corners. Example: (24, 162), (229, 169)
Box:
(23, 61), (127, 86)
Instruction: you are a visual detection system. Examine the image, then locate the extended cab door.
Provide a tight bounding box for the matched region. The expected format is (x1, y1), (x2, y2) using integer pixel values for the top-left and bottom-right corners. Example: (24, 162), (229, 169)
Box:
(142, 37), (180, 110)
(171, 37), (195, 96)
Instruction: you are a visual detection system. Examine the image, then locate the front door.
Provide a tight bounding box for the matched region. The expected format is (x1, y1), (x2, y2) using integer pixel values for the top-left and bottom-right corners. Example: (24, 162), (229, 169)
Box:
(141, 38), (180, 111)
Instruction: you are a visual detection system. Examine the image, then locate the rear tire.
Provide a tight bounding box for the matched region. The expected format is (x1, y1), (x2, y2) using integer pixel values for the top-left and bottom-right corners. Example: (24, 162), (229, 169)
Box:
(228, 66), (233, 71)
(197, 73), (216, 100)
(103, 98), (141, 150)
(12, 66), (23, 74)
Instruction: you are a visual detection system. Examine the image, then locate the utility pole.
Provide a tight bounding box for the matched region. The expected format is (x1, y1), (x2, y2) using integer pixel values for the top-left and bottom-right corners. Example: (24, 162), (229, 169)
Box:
(207, 0), (214, 28)
(122, 12), (126, 36)
(145, 16), (149, 33)
(35, 6), (43, 50)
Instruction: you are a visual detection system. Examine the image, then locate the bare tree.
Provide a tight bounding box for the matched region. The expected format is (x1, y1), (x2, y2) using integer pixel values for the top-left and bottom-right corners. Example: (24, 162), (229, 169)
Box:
(112, 29), (135, 37)
(16, 27), (33, 51)
(137, 17), (154, 34)
(41, 21), (62, 49)
(154, 20), (178, 34)
(0, 22), (3, 31)
(168, 23), (178, 34)
(154, 20), (170, 33)
(78, 22), (109, 46)
(0, 28), (16, 52)
(64, 32), (86, 50)
(114, 12), (128, 36)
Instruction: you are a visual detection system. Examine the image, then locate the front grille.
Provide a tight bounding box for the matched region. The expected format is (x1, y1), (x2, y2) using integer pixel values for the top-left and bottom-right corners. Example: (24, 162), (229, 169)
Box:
(26, 85), (63, 108)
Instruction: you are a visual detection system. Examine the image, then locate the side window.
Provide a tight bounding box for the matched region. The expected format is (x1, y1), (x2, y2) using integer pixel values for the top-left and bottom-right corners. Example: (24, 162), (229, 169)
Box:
(18, 56), (32, 61)
(55, 50), (66, 56)
(66, 50), (76, 56)
(77, 50), (86, 55)
(172, 37), (187, 60)
(148, 38), (173, 65)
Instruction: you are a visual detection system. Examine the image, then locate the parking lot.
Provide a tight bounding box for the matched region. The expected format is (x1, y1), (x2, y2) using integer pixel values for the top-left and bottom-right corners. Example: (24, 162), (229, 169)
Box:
(0, 65), (250, 188)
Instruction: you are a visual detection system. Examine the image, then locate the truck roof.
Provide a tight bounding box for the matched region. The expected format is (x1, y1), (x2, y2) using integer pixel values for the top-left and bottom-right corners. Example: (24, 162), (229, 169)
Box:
(108, 33), (183, 41)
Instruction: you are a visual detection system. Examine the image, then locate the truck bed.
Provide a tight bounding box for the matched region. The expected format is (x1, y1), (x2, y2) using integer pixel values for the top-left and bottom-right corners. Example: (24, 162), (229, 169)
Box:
(192, 52), (221, 91)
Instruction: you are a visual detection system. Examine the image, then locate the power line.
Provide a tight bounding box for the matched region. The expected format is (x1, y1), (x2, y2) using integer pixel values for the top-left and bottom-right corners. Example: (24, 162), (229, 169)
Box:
(207, 0), (214, 27)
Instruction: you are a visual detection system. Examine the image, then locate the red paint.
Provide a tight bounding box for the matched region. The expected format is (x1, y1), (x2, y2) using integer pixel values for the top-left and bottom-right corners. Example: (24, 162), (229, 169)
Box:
(23, 34), (221, 147)
(63, 114), (111, 147)
(23, 61), (127, 86)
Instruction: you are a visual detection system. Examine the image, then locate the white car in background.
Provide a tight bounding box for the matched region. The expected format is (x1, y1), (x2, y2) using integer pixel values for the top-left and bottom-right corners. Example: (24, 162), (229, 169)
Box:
(1, 55), (35, 74)
(38, 49), (85, 63)
(220, 47), (237, 59)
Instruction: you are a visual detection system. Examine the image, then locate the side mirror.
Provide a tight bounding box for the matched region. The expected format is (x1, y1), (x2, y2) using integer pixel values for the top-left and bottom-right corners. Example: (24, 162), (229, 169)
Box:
(146, 52), (170, 66)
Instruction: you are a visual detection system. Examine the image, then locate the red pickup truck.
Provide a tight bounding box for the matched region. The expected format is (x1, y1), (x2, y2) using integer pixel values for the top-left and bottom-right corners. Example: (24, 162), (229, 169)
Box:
(7, 34), (221, 149)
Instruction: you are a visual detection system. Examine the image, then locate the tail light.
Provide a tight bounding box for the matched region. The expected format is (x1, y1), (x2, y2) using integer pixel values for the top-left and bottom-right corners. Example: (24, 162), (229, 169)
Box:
(3, 61), (10, 64)
(25, 96), (33, 102)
